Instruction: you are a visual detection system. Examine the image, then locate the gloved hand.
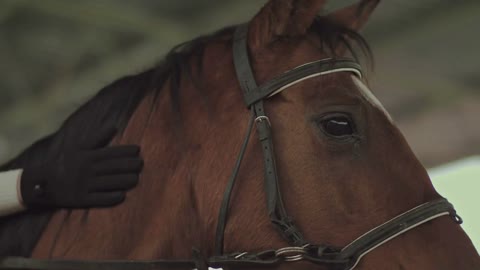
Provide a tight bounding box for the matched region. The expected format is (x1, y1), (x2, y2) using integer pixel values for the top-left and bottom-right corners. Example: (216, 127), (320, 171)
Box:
(20, 127), (143, 209)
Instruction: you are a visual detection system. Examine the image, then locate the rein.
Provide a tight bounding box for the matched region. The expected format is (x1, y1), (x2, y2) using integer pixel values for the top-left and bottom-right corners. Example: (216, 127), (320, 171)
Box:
(0, 23), (463, 270)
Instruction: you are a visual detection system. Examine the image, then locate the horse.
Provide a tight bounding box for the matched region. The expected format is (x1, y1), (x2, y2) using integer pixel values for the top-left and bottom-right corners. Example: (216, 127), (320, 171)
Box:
(0, 0), (479, 269)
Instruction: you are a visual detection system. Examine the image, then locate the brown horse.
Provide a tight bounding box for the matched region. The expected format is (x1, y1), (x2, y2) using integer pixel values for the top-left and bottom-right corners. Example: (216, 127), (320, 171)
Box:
(0, 0), (478, 269)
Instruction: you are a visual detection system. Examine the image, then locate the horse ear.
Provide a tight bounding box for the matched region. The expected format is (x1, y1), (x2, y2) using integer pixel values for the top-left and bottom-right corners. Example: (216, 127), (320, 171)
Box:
(326, 0), (380, 31)
(249, 0), (328, 49)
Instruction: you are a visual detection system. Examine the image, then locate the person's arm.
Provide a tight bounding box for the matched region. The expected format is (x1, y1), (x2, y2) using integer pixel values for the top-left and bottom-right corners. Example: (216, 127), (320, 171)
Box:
(0, 169), (26, 216)
(0, 127), (143, 217)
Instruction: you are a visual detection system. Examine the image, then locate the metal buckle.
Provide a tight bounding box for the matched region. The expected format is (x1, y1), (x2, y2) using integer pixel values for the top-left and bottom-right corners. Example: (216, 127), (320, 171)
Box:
(231, 250), (278, 262)
(255, 116), (271, 126)
(275, 245), (309, 262)
(233, 252), (249, 259)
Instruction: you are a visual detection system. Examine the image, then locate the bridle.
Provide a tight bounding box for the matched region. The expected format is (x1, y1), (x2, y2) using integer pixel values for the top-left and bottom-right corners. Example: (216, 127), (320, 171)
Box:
(0, 23), (462, 270)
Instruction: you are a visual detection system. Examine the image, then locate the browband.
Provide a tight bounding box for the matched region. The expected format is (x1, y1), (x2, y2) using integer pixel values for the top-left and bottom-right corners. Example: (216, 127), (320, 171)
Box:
(232, 23), (363, 107)
(244, 60), (362, 107)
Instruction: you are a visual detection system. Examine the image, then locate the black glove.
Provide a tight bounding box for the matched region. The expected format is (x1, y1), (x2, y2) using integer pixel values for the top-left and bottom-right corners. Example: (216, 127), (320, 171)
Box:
(20, 127), (143, 209)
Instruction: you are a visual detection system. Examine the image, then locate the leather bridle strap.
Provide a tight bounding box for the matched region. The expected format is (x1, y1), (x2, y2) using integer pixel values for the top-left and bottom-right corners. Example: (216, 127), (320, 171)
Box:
(214, 23), (364, 254)
(243, 58), (362, 107)
(214, 108), (256, 255)
(232, 24), (362, 107)
(225, 23), (306, 252)
(0, 199), (461, 270)
(337, 198), (463, 270)
(215, 23), (306, 255)
(0, 254), (282, 270)
(0, 257), (196, 270)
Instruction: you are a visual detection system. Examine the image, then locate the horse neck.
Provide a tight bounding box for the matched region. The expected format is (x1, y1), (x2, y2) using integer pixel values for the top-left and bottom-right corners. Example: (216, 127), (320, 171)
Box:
(31, 51), (254, 259)
(120, 64), (254, 256)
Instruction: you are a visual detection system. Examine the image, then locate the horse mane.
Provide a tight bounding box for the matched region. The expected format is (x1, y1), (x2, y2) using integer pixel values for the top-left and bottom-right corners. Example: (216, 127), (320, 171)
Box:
(0, 17), (370, 257)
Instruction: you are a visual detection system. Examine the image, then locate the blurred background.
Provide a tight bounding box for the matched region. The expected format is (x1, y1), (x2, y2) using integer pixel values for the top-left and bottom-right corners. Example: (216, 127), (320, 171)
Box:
(0, 0), (478, 249)
(0, 0), (479, 166)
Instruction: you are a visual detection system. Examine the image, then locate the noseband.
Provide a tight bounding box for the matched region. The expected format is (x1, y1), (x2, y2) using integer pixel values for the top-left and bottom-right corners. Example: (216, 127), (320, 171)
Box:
(0, 24), (462, 270)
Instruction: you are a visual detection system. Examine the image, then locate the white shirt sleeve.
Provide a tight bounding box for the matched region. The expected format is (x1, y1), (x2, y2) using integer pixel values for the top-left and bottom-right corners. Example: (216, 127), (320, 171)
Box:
(0, 169), (27, 216)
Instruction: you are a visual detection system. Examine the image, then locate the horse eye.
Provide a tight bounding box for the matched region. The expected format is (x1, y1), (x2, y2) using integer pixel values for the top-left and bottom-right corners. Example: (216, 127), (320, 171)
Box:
(319, 115), (355, 137)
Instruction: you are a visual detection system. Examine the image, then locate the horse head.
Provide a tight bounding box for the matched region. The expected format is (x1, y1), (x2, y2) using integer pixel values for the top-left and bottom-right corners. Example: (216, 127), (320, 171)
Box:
(4, 1), (477, 269)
